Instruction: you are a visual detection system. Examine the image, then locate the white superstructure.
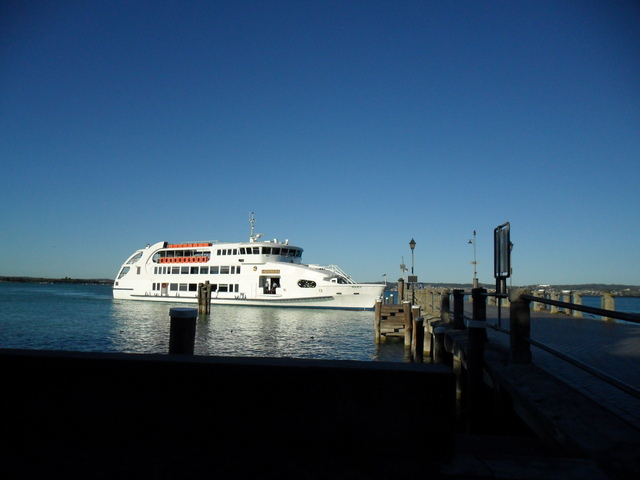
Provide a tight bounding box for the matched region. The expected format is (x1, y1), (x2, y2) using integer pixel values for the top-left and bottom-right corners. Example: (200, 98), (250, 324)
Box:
(113, 216), (385, 310)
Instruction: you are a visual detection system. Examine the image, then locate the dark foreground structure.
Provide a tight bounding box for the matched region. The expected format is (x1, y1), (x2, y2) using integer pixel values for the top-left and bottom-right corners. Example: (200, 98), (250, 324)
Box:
(1, 349), (454, 479)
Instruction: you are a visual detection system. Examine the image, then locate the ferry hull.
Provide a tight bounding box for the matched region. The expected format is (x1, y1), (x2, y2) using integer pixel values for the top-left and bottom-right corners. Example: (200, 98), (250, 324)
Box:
(113, 287), (383, 311)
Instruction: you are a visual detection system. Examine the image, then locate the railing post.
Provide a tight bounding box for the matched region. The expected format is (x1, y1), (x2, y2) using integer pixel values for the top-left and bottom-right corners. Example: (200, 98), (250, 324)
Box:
(169, 308), (197, 354)
(509, 289), (532, 364)
(573, 292), (583, 317)
(440, 291), (450, 323)
(602, 292), (615, 322)
(533, 290), (545, 312)
(563, 290), (572, 316)
(452, 289), (465, 330)
(550, 292), (559, 314)
(467, 288), (486, 433)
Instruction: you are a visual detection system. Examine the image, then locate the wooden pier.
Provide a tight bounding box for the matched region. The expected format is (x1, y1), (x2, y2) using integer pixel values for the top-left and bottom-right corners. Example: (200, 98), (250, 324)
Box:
(382, 286), (640, 479)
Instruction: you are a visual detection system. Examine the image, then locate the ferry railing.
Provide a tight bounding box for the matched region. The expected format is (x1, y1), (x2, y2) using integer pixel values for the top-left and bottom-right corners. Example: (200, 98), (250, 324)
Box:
(447, 289), (640, 401)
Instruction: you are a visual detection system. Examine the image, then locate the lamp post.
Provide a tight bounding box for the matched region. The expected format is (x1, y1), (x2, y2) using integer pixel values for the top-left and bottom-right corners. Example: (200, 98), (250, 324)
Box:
(409, 238), (416, 304)
(409, 238), (416, 274)
(468, 230), (478, 288)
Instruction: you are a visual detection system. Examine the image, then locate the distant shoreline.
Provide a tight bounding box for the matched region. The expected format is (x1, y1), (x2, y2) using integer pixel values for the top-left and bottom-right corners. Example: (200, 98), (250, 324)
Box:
(1, 277), (638, 296)
(0, 276), (113, 286)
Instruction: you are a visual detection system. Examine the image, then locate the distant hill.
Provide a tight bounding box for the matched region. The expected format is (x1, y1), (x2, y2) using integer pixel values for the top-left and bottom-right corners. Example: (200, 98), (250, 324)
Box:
(379, 281), (640, 296)
(0, 276), (113, 286)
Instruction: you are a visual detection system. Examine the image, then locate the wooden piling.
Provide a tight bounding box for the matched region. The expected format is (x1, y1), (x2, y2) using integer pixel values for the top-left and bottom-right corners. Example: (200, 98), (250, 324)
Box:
(403, 301), (412, 348)
(467, 288), (486, 433)
(198, 281), (212, 315)
(169, 307), (197, 354)
(411, 317), (424, 363)
(440, 291), (450, 323)
(452, 289), (465, 330)
(433, 326), (447, 364)
(374, 299), (382, 344)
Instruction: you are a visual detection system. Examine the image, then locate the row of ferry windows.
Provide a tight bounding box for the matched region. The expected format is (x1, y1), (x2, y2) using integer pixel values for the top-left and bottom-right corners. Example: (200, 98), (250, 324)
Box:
(153, 266), (241, 275)
(216, 247), (302, 257)
(152, 283), (239, 293)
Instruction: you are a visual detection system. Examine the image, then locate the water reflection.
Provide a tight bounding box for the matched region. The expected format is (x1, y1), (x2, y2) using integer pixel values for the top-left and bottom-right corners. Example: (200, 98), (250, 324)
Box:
(0, 283), (406, 362)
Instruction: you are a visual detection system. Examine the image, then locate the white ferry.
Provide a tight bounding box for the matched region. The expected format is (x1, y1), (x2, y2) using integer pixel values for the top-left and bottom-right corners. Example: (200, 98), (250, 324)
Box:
(113, 215), (385, 310)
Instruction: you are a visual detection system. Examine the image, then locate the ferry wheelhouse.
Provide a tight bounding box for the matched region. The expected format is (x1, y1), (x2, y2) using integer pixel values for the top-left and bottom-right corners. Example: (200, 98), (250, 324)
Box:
(113, 217), (385, 310)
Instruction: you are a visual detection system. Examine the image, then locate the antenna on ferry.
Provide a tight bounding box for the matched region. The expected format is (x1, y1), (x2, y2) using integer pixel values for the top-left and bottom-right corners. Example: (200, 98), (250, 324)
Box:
(249, 212), (264, 242)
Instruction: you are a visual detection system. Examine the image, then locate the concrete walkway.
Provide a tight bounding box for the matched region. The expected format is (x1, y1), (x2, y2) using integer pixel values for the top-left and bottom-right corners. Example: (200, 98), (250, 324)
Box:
(473, 303), (640, 430)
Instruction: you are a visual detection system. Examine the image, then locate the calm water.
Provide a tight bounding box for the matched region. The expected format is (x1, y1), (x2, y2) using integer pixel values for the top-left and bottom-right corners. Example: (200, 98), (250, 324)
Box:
(0, 282), (406, 362)
(2, 283), (638, 360)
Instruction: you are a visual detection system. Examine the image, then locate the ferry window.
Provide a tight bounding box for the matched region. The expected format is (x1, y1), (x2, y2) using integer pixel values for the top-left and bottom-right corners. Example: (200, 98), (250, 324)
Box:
(126, 252), (143, 265)
(217, 250), (222, 256)
(298, 280), (317, 288)
(220, 266), (230, 274)
(190, 267), (199, 274)
(117, 267), (130, 279)
(222, 250), (227, 255)
(252, 247), (259, 254)
(211, 284), (218, 291)
(200, 267), (209, 274)
(137, 267), (141, 275)
(233, 249), (237, 255)
(211, 266), (219, 274)
(296, 250), (302, 257)
(170, 283), (178, 291)
(181, 267), (189, 274)
(237, 266), (241, 274)
(272, 248), (280, 255)
(230, 266), (236, 274)
(239, 248), (246, 254)
(172, 267), (179, 274)
(189, 284), (197, 292)
(218, 284), (228, 292)
(262, 247), (271, 254)
(281, 248), (288, 256)
(179, 283), (188, 291)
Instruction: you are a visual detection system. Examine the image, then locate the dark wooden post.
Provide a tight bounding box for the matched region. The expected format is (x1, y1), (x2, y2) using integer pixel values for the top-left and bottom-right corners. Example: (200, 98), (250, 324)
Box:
(467, 287), (486, 433)
(432, 326), (447, 364)
(411, 317), (424, 363)
(403, 301), (412, 348)
(440, 291), (450, 323)
(374, 299), (382, 344)
(398, 278), (405, 302)
(509, 289), (532, 364)
(169, 307), (197, 354)
(198, 281), (212, 315)
(453, 289), (465, 330)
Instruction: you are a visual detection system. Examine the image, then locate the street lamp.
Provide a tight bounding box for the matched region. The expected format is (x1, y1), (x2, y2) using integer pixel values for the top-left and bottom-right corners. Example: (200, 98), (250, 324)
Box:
(468, 230), (478, 288)
(409, 238), (416, 274)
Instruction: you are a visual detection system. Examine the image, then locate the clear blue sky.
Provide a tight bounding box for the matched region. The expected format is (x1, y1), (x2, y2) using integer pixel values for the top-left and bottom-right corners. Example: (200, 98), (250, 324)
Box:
(1, 1), (639, 286)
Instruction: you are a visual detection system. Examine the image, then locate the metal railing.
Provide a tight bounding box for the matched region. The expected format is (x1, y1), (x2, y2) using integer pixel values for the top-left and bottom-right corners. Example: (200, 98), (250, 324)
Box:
(444, 288), (640, 401)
